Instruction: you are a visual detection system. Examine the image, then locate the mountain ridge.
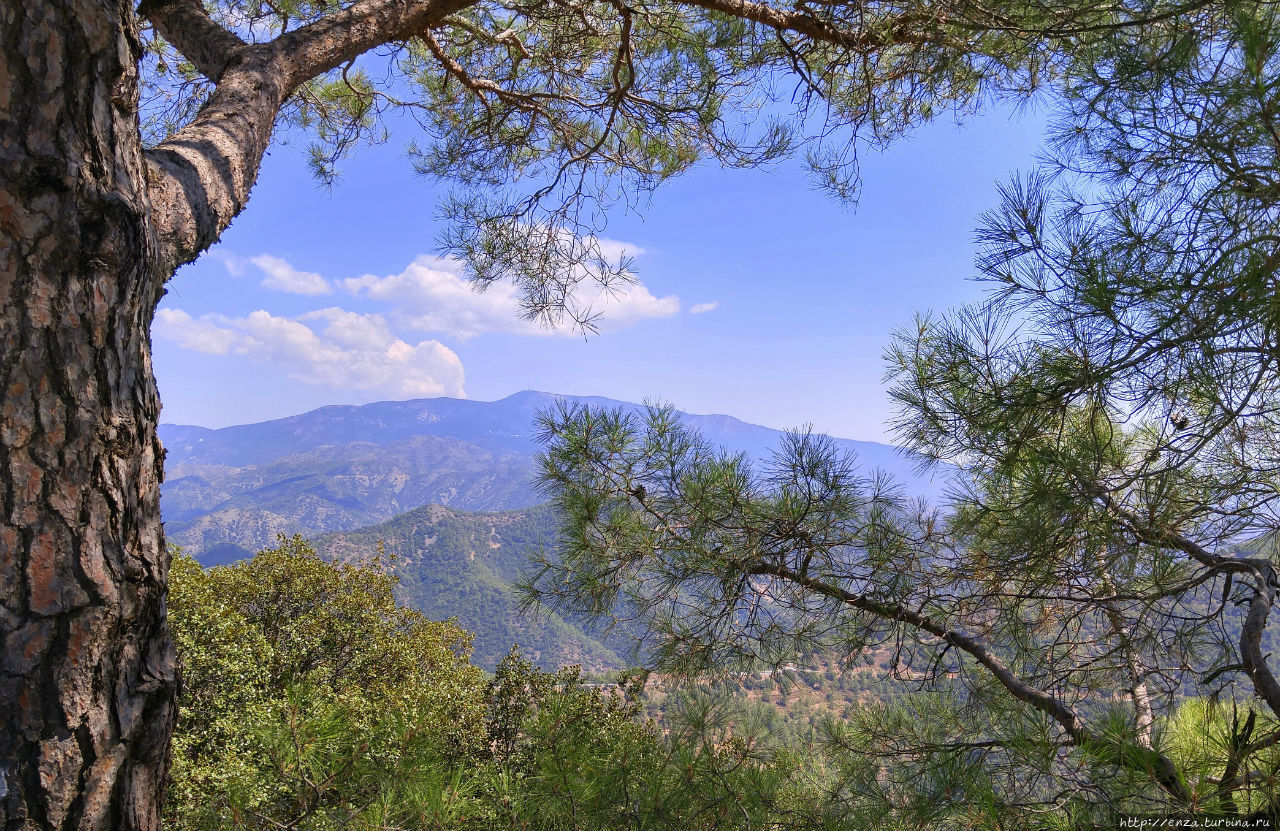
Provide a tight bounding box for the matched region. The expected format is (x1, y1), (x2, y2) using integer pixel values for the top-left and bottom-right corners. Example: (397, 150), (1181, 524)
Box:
(161, 390), (948, 557)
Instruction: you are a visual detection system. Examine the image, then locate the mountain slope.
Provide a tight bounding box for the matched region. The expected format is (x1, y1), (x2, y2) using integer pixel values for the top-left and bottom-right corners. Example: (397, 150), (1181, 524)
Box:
(164, 434), (538, 557)
(161, 390), (946, 556)
(310, 502), (625, 672)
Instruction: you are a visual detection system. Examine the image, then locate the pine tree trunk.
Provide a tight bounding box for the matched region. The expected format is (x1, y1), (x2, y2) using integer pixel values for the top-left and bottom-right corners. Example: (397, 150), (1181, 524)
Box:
(0, 0), (176, 828)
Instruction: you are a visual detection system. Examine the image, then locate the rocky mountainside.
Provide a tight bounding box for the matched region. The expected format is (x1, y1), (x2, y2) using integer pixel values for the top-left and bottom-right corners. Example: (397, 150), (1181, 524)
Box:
(161, 390), (945, 558)
(164, 434), (537, 561)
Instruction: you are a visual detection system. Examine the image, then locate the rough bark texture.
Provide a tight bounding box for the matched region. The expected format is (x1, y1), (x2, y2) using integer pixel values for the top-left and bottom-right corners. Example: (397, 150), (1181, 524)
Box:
(0, 0), (480, 825)
(0, 1), (175, 829)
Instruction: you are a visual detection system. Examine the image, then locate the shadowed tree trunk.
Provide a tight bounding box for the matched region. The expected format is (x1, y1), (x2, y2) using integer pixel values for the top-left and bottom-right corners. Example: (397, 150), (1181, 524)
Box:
(1, 0), (475, 822)
(0, 1), (175, 828)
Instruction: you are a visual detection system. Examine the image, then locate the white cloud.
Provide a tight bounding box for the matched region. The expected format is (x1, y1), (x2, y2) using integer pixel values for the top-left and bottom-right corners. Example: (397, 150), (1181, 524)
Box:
(154, 309), (242, 354)
(595, 237), (647, 262)
(153, 307), (464, 398)
(301, 308), (398, 351)
(210, 250), (247, 277)
(344, 254), (678, 339)
(690, 301), (719, 314)
(252, 254), (331, 296)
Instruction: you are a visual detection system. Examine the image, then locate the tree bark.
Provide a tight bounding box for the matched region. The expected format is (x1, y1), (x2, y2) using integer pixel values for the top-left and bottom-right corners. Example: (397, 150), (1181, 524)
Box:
(0, 1), (175, 828)
(0, 0), (485, 822)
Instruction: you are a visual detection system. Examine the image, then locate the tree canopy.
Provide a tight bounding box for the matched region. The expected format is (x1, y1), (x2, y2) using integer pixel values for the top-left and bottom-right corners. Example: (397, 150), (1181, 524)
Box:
(166, 539), (486, 828)
(166, 539), (823, 830)
(137, 0), (1221, 327)
(527, 2), (1280, 822)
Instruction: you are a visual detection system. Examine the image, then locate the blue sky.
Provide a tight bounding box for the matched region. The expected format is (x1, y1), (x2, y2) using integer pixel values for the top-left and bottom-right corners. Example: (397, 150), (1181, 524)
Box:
(153, 105), (1046, 443)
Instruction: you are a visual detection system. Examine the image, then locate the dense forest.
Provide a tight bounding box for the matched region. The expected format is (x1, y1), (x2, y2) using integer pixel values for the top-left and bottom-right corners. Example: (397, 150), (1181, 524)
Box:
(168, 537), (1280, 829)
(166, 539), (835, 830)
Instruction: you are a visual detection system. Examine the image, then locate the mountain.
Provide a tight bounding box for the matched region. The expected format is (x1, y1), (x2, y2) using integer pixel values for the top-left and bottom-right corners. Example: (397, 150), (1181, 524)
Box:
(310, 502), (627, 672)
(163, 435), (538, 560)
(161, 390), (946, 556)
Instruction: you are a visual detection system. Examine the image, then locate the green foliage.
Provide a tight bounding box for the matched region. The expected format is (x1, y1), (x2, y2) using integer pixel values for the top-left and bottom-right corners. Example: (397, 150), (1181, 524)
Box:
(144, 1), (1280, 824)
(1163, 699), (1280, 816)
(529, 394), (1280, 823)
(167, 538), (817, 830)
(140, 0), (1219, 329)
(167, 537), (487, 829)
(522, 5), (1280, 824)
(475, 649), (817, 831)
(530, 401), (905, 678)
(881, 8), (1280, 813)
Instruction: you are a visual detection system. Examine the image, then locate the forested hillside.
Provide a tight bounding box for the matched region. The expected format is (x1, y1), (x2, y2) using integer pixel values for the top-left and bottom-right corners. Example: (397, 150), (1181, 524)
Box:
(310, 503), (626, 671)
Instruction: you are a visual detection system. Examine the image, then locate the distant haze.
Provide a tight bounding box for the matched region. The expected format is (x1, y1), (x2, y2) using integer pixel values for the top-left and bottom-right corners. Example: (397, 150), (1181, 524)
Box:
(161, 390), (949, 558)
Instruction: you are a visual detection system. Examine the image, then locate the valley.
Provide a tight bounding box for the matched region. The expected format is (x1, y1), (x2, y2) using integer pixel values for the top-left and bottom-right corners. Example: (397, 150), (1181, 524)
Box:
(161, 390), (945, 670)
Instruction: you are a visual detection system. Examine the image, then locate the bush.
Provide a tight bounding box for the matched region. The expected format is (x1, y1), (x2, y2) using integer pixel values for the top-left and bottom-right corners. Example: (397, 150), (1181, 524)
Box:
(166, 537), (487, 830)
(165, 538), (812, 830)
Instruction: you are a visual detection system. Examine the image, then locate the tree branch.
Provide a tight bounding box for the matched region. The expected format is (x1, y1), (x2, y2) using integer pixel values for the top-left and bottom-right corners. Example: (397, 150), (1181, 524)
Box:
(134, 0), (978, 275)
(140, 0), (474, 273)
(271, 0), (477, 89)
(746, 560), (1193, 804)
(677, 0), (942, 49)
(1240, 571), (1280, 720)
(747, 562), (1085, 737)
(142, 42), (289, 274)
(1088, 490), (1280, 720)
(139, 0), (246, 80)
